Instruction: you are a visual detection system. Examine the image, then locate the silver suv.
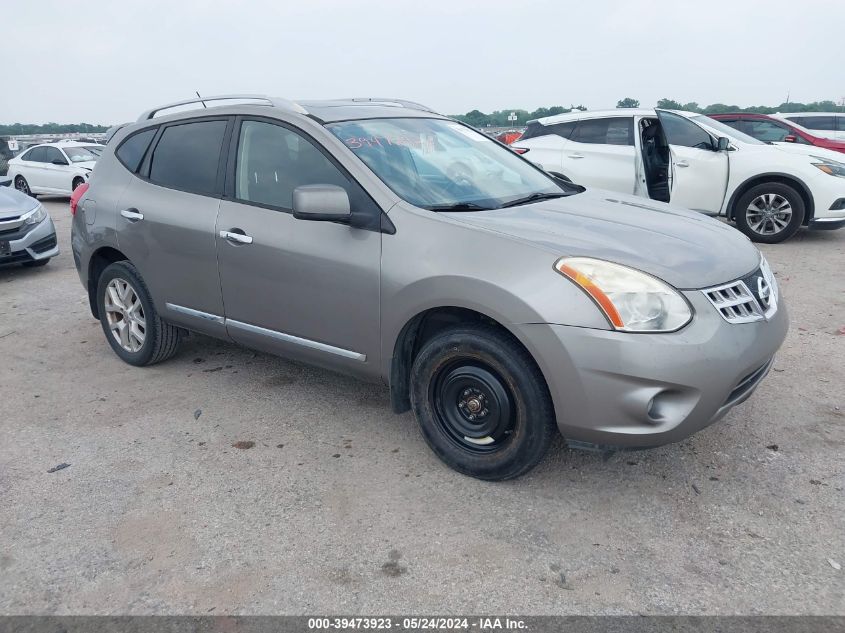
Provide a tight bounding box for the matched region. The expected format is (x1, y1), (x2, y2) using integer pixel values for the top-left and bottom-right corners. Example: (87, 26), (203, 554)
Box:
(72, 95), (788, 480)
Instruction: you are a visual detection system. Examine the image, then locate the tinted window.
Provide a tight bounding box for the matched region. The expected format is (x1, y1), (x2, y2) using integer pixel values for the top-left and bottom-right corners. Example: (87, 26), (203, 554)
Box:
(571, 117), (634, 146)
(789, 116), (836, 131)
(44, 147), (67, 164)
(149, 120), (227, 194)
(747, 120), (792, 142)
(837, 116), (845, 132)
(23, 146), (47, 162)
(235, 120), (351, 210)
(116, 128), (156, 173)
(660, 113), (714, 149)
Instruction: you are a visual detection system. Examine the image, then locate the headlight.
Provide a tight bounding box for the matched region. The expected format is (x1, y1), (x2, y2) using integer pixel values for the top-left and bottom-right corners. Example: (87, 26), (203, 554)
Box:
(555, 257), (692, 332)
(23, 203), (47, 225)
(811, 156), (845, 178)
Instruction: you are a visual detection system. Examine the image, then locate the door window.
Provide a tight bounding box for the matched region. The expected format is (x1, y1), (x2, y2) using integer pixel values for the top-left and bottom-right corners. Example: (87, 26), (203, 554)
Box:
(44, 147), (67, 165)
(659, 112), (714, 149)
(148, 120), (228, 195)
(789, 116), (836, 131)
(235, 120), (351, 210)
(22, 146), (47, 162)
(747, 120), (793, 142)
(570, 117), (634, 146)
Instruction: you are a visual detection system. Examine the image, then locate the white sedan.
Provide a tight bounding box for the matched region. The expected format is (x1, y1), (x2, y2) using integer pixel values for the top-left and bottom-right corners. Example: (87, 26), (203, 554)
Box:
(514, 109), (845, 243)
(7, 142), (101, 197)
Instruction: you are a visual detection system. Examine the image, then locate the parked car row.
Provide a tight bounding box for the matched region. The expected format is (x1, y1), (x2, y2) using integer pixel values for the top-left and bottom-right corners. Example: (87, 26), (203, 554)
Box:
(513, 108), (845, 242)
(709, 113), (845, 154)
(67, 95), (789, 480)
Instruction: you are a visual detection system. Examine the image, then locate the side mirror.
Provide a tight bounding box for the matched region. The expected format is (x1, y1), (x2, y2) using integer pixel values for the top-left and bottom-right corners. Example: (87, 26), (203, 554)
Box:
(292, 184), (351, 222)
(716, 137), (730, 151)
(783, 135), (797, 143)
(52, 158), (68, 165)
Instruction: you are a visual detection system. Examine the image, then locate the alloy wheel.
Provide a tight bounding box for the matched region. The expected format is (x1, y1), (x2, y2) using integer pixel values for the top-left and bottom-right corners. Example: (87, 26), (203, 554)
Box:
(746, 193), (793, 236)
(15, 177), (29, 195)
(104, 278), (146, 352)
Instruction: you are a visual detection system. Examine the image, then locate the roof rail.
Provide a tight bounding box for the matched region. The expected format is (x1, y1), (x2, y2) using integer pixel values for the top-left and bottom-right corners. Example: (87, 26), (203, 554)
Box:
(344, 98), (439, 114)
(137, 94), (307, 122)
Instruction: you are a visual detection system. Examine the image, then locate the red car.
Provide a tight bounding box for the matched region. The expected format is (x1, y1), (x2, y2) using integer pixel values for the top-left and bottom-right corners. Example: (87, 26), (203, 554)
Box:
(709, 113), (845, 154)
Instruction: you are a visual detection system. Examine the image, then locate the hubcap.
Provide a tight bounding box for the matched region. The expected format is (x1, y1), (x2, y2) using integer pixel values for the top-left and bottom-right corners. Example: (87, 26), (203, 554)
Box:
(432, 362), (515, 452)
(746, 193), (792, 235)
(104, 278), (146, 352)
(15, 178), (28, 194)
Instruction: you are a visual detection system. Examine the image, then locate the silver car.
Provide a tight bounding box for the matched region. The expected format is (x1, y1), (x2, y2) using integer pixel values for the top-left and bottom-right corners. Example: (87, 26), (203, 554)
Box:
(0, 178), (58, 267)
(71, 95), (788, 480)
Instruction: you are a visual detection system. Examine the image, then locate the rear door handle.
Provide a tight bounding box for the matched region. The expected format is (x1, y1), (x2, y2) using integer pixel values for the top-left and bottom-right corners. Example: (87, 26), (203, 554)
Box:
(120, 208), (144, 221)
(567, 153), (585, 159)
(675, 160), (690, 168)
(219, 229), (253, 245)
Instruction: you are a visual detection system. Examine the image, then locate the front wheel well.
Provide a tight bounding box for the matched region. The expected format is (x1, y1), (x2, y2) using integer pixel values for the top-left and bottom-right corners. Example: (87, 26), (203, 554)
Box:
(87, 247), (128, 318)
(728, 175), (814, 224)
(389, 307), (547, 415)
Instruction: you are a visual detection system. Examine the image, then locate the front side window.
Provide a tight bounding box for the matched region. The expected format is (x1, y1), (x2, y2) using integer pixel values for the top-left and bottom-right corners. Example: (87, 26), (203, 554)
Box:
(63, 147), (97, 162)
(571, 117), (634, 146)
(660, 112), (714, 149)
(326, 118), (568, 210)
(149, 120), (227, 195)
(116, 128), (156, 173)
(235, 120), (350, 210)
(23, 146), (47, 162)
(44, 147), (67, 165)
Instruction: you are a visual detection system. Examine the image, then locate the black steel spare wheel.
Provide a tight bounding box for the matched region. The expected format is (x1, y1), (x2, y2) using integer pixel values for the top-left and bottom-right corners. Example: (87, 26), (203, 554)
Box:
(433, 362), (514, 452)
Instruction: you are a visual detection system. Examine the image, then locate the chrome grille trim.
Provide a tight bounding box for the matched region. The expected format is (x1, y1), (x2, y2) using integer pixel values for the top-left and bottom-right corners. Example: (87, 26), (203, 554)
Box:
(702, 261), (779, 324)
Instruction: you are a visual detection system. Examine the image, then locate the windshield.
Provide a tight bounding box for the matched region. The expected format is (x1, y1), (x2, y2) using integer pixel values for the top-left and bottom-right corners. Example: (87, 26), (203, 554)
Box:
(63, 146), (99, 162)
(326, 118), (569, 210)
(83, 145), (105, 156)
(691, 115), (765, 145)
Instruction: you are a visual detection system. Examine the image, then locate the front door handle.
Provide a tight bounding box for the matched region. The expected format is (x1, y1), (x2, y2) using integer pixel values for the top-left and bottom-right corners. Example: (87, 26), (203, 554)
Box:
(567, 153), (585, 159)
(219, 229), (253, 245)
(675, 160), (690, 168)
(120, 208), (144, 221)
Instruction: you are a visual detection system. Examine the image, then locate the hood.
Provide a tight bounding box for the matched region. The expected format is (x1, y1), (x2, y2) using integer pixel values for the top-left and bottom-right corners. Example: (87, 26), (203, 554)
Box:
(443, 189), (761, 289)
(769, 142), (845, 162)
(0, 186), (38, 220)
(73, 161), (97, 171)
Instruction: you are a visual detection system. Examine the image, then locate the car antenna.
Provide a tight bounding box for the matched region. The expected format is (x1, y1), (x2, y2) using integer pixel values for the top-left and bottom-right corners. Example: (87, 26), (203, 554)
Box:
(196, 91), (207, 108)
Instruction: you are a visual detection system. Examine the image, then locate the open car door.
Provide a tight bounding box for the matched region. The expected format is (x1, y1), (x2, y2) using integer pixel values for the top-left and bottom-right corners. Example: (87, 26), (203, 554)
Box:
(656, 110), (729, 214)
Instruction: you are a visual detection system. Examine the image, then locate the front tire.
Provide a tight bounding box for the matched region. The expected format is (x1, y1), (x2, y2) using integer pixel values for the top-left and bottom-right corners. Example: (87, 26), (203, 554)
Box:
(410, 325), (557, 480)
(14, 175), (34, 197)
(734, 182), (804, 243)
(72, 177), (85, 191)
(96, 261), (182, 366)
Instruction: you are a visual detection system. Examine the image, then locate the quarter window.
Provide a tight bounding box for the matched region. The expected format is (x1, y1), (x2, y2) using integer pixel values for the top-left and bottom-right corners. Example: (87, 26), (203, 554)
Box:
(660, 112), (714, 150)
(570, 117), (634, 146)
(116, 128), (156, 173)
(235, 120), (350, 210)
(149, 120), (227, 195)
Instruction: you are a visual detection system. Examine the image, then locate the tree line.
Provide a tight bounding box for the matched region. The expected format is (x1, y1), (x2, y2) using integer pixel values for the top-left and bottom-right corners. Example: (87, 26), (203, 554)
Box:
(452, 99), (844, 127)
(0, 122), (110, 136)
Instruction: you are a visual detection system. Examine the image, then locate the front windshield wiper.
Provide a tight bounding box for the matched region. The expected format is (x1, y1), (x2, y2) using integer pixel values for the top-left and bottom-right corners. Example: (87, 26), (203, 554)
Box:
(426, 202), (494, 212)
(499, 192), (569, 208)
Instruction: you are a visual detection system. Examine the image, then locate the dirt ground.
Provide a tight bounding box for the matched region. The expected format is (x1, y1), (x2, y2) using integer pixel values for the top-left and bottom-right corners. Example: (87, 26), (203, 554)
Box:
(1, 198), (843, 614)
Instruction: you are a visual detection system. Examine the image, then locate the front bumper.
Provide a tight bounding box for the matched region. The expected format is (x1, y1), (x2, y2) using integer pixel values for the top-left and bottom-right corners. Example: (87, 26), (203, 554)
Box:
(808, 215), (845, 230)
(0, 215), (59, 264)
(515, 291), (789, 449)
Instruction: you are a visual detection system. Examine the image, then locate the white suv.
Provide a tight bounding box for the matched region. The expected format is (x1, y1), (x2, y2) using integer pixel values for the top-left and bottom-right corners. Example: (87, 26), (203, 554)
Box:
(7, 141), (101, 197)
(514, 109), (845, 243)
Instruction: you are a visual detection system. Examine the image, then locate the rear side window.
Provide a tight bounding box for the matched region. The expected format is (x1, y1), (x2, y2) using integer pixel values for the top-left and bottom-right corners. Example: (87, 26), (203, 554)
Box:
(23, 147), (47, 162)
(789, 116), (836, 131)
(520, 121), (575, 141)
(149, 120), (227, 195)
(571, 117), (634, 146)
(116, 128), (156, 173)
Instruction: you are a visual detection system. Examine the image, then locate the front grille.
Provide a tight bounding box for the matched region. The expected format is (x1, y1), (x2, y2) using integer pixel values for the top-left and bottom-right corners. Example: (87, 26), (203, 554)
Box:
(703, 261), (778, 324)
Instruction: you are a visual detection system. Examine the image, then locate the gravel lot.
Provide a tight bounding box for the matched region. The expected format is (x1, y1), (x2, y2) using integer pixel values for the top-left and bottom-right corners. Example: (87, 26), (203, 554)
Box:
(1, 198), (843, 615)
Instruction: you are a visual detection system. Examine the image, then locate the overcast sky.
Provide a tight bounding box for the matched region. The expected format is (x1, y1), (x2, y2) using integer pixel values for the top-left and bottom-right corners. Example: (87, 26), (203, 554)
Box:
(4, 0), (843, 124)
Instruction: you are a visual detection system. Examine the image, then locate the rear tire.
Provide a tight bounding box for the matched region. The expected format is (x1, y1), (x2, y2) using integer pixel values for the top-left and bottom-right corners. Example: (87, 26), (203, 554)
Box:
(96, 261), (182, 366)
(410, 324), (557, 480)
(734, 182), (804, 243)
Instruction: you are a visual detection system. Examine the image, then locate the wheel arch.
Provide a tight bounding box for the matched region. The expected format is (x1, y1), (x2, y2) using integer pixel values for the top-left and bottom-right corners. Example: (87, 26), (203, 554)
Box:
(388, 306), (553, 417)
(727, 173), (814, 224)
(87, 246), (129, 318)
